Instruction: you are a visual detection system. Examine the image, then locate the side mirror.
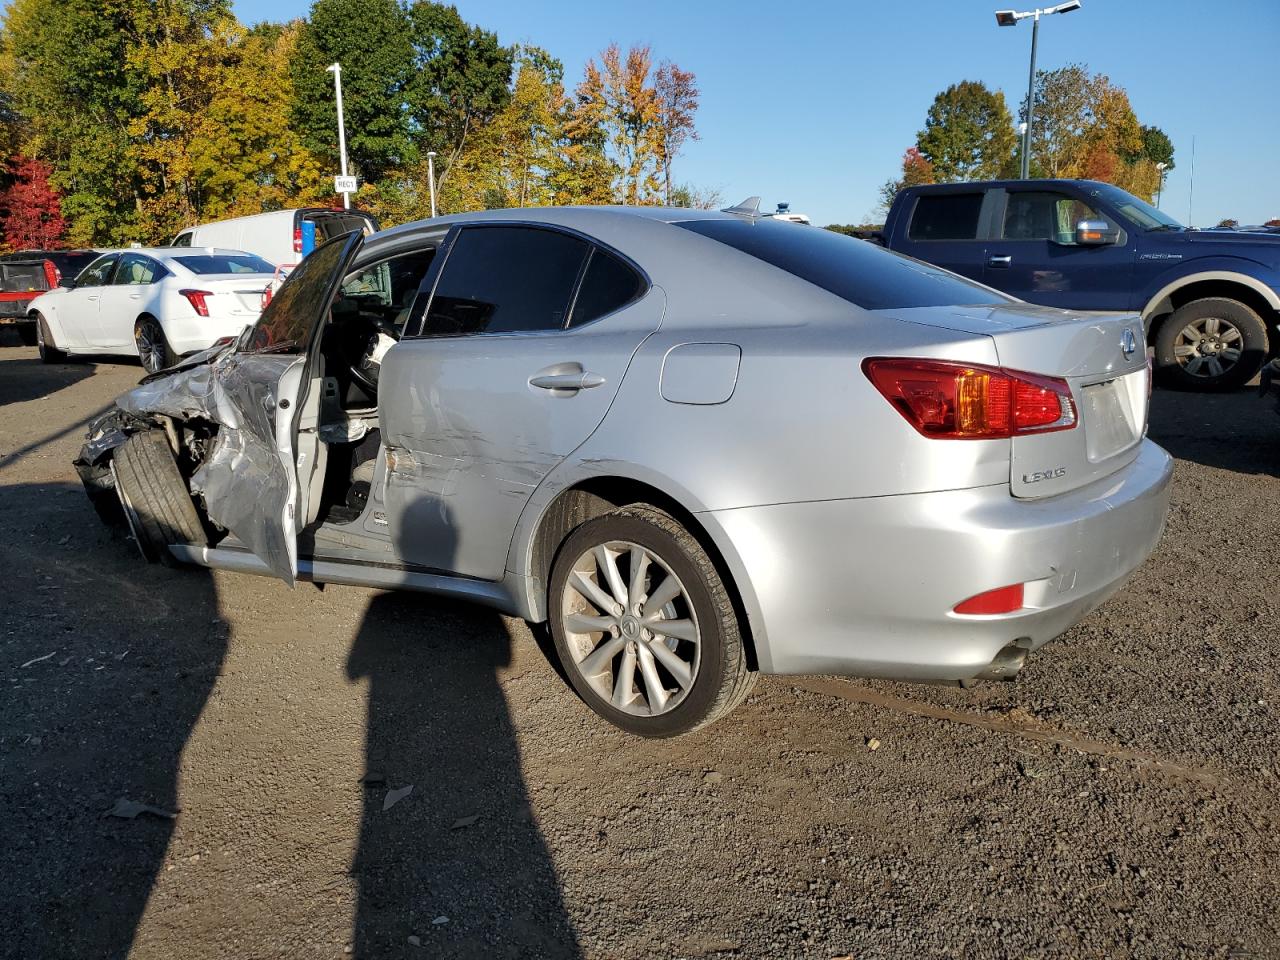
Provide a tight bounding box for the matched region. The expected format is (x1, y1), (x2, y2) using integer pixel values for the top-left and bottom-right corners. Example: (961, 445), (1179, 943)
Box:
(1075, 219), (1120, 245)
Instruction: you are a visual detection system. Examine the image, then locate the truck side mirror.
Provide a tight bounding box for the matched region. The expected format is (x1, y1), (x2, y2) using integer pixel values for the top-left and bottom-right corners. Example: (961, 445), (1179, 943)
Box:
(1075, 219), (1120, 245)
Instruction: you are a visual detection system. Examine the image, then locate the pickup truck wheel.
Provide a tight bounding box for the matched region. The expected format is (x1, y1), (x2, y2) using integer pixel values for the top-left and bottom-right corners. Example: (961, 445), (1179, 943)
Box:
(548, 504), (756, 738)
(34, 313), (66, 364)
(1154, 297), (1268, 391)
(134, 316), (175, 374)
(111, 430), (205, 566)
(17, 322), (38, 346)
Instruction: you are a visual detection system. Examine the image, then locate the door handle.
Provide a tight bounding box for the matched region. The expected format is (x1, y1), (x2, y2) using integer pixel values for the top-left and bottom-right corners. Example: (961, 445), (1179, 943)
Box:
(530, 366), (607, 393)
(86, 295), (99, 301)
(988, 255), (1012, 268)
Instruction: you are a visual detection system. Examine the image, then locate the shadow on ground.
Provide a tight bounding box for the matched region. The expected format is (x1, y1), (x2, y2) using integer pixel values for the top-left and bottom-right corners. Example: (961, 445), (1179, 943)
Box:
(1147, 384), (1280, 476)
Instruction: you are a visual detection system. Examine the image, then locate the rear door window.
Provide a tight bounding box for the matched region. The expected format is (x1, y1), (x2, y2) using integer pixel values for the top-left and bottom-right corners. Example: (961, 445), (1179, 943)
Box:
(568, 248), (645, 327)
(908, 193), (984, 241)
(676, 218), (1007, 310)
(422, 226), (590, 336)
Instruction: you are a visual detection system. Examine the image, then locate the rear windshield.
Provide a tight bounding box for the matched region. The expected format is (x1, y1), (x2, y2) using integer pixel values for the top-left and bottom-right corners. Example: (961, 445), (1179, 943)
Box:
(1, 262), (47, 291)
(675, 218), (1008, 310)
(173, 253), (275, 275)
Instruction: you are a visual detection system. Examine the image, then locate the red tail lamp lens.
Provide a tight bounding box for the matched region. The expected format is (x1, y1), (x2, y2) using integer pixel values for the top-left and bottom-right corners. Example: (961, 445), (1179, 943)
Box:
(954, 583), (1025, 615)
(293, 225), (303, 253)
(862, 358), (1075, 439)
(42, 259), (60, 289)
(179, 289), (212, 317)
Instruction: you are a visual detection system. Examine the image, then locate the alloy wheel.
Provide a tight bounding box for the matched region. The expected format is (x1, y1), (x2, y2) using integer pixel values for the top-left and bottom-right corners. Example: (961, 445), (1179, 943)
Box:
(136, 320), (164, 374)
(559, 539), (701, 717)
(1172, 315), (1243, 380)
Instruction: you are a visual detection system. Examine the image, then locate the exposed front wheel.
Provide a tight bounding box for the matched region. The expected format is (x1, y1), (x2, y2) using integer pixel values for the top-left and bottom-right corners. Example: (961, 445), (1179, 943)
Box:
(111, 431), (206, 565)
(1153, 297), (1269, 391)
(34, 313), (65, 364)
(548, 505), (756, 737)
(134, 316), (175, 375)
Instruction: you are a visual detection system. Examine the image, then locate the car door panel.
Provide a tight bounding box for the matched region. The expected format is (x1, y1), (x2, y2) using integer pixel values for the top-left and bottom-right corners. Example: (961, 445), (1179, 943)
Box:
(56, 254), (117, 348)
(380, 289), (665, 581)
(187, 231), (363, 582)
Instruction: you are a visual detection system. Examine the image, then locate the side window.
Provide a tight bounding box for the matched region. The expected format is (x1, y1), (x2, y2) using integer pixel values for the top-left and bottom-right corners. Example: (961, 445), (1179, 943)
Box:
(114, 253), (162, 285)
(336, 247), (437, 334)
(422, 226), (589, 336)
(172, 232), (193, 247)
(1002, 192), (1101, 244)
(76, 255), (118, 287)
(908, 193), (984, 241)
(568, 248), (645, 327)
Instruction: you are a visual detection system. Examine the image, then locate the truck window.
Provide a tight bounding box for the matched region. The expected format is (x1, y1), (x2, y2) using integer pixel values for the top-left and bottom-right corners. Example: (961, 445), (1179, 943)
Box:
(1002, 192), (1100, 244)
(908, 194), (983, 241)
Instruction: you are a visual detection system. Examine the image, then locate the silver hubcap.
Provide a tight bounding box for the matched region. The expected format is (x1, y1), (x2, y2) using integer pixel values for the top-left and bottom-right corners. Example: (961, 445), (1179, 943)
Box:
(560, 540), (701, 717)
(1173, 316), (1242, 379)
(137, 322), (162, 373)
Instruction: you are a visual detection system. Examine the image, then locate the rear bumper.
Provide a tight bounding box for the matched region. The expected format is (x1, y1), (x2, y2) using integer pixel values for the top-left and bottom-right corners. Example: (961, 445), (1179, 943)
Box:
(165, 315), (255, 356)
(711, 439), (1173, 680)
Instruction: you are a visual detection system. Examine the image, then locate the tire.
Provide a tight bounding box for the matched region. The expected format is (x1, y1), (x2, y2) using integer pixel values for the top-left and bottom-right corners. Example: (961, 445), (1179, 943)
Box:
(111, 430), (205, 565)
(1153, 297), (1269, 391)
(17, 322), (38, 346)
(548, 504), (756, 737)
(34, 313), (66, 364)
(134, 315), (175, 375)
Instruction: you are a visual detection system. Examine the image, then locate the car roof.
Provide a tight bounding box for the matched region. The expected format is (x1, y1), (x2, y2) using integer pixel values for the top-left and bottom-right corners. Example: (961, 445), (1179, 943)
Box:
(89, 247), (266, 256)
(900, 178), (1118, 193)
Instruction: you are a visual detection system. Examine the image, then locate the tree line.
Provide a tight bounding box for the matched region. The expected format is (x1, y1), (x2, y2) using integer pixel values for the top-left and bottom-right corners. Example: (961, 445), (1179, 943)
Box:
(0, 0), (707, 250)
(878, 66), (1176, 215)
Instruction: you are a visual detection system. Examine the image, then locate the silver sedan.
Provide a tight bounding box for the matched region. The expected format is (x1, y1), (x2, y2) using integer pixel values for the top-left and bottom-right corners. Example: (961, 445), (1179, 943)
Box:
(76, 205), (1172, 736)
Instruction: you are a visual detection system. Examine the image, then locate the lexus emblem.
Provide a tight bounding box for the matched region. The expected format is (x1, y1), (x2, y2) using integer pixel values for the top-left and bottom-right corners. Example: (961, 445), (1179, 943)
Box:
(1121, 327), (1137, 360)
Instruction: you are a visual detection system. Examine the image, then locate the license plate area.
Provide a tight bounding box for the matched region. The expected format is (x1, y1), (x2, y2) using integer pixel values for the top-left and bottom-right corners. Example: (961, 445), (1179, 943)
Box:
(1080, 369), (1146, 463)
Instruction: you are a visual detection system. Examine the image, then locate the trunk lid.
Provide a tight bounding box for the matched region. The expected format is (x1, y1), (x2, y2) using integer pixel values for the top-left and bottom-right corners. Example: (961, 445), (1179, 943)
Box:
(882, 303), (1150, 499)
(197, 273), (275, 316)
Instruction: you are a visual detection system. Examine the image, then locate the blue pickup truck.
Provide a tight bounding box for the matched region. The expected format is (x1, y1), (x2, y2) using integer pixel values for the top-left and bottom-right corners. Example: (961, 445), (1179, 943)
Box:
(880, 180), (1280, 390)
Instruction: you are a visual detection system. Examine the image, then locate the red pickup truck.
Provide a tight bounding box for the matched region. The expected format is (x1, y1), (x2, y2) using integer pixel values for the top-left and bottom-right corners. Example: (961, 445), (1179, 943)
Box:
(0, 250), (99, 345)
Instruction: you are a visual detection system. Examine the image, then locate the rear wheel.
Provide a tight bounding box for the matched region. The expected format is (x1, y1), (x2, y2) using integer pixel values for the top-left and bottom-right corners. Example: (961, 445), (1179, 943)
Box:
(1153, 297), (1268, 391)
(134, 315), (175, 375)
(34, 313), (65, 363)
(111, 430), (205, 565)
(548, 504), (756, 737)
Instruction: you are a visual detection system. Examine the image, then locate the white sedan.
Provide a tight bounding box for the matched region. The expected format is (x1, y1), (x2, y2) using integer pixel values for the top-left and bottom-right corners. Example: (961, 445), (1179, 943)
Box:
(29, 247), (277, 373)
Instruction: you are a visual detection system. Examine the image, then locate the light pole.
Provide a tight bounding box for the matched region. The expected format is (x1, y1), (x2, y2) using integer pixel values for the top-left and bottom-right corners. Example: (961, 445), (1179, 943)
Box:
(426, 151), (438, 218)
(1155, 161), (1168, 208)
(995, 1), (1082, 180)
(326, 62), (351, 211)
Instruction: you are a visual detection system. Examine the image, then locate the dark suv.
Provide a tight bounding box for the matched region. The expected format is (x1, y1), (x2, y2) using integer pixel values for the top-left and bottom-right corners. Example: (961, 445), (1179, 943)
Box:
(0, 250), (99, 345)
(880, 180), (1280, 390)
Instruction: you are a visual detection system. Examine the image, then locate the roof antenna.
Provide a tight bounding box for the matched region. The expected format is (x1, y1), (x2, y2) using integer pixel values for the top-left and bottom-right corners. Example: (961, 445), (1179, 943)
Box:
(721, 196), (762, 217)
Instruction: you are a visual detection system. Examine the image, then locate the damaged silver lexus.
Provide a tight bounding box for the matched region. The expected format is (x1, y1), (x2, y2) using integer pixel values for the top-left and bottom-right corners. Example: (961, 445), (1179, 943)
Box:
(77, 206), (1172, 737)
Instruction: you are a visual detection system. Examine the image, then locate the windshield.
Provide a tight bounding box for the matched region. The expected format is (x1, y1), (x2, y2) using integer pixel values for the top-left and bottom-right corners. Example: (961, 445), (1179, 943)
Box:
(676, 218), (1010, 310)
(174, 253), (275, 275)
(1089, 183), (1183, 231)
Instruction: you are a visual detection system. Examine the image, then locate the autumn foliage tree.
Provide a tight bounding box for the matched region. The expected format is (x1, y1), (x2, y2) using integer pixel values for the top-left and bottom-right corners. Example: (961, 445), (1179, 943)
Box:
(879, 146), (935, 210)
(0, 156), (64, 249)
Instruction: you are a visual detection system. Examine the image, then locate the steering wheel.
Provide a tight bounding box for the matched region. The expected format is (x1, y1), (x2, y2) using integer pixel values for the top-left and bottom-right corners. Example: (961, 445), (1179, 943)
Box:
(347, 314), (401, 395)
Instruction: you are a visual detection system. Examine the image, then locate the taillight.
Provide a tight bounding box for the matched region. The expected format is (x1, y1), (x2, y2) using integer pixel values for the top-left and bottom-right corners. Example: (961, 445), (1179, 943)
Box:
(954, 583), (1025, 615)
(42, 259), (60, 289)
(293, 225), (303, 253)
(862, 358), (1075, 439)
(179, 289), (212, 317)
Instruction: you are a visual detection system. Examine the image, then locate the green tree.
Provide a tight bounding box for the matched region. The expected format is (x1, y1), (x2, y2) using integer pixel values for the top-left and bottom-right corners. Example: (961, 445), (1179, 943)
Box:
(916, 80), (1016, 182)
(1140, 125), (1175, 170)
(292, 0), (416, 183)
(407, 1), (513, 195)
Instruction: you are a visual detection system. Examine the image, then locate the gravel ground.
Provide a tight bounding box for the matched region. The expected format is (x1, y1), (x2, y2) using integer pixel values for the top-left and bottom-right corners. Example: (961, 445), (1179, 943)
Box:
(1, 336), (1277, 960)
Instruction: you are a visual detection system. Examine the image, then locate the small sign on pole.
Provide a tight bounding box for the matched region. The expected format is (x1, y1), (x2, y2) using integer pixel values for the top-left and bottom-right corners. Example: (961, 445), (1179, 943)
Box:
(334, 175), (358, 194)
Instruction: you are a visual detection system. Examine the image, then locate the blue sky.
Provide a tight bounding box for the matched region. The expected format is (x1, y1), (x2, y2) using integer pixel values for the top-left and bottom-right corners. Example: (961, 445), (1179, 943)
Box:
(235, 0), (1280, 227)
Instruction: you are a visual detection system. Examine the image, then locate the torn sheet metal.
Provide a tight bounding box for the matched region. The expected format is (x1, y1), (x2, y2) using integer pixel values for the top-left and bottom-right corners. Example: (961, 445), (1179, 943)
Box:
(79, 350), (304, 585)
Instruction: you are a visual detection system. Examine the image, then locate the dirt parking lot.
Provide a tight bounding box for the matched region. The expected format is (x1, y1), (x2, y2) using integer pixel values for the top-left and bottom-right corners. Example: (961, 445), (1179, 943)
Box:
(1, 335), (1278, 960)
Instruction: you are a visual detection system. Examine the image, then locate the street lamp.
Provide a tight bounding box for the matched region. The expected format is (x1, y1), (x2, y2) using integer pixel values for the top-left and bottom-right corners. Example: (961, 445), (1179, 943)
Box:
(426, 151), (438, 219)
(1155, 161), (1168, 208)
(326, 63), (352, 210)
(995, 1), (1082, 179)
